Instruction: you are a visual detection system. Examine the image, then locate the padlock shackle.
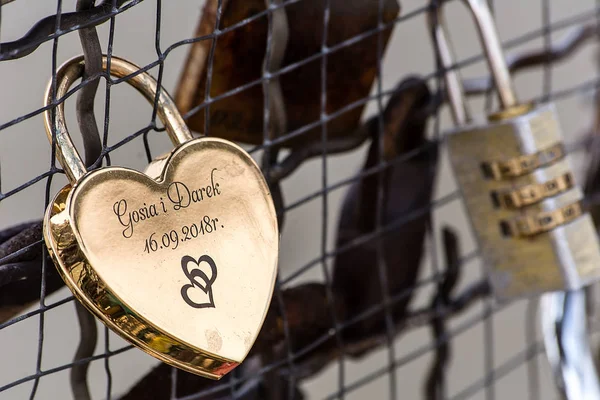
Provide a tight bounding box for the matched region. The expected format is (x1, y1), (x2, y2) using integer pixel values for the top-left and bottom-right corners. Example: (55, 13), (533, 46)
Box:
(428, 0), (519, 125)
(43, 55), (193, 183)
(428, 6), (471, 125)
(465, 0), (517, 110)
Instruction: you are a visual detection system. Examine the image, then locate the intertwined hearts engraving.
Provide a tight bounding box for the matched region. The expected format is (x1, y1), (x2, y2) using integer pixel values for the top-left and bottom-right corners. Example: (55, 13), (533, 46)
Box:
(181, 255), (218, 309)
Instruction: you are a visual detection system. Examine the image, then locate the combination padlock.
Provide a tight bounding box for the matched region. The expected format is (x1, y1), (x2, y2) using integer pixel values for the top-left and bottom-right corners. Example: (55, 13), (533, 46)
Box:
(429, 0), (600, 300)
(43, 55), (278, 379)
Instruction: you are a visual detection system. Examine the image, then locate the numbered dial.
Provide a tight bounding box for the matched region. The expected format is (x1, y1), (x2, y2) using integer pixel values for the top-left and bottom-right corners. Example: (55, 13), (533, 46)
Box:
(482, 143), (565, 180)
(500, 201), (583, 237)
(492, 173), (574, 209)
(481, 142), (585, 238)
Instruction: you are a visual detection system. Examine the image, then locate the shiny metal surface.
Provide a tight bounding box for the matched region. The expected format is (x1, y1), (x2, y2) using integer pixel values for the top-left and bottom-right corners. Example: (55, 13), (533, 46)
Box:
(41, 55), (279, 379)
(464, 0), (518, 109)
(541, 290), (600, 400)
(44, 55), (193, 183)
(427, 5), (471, 125)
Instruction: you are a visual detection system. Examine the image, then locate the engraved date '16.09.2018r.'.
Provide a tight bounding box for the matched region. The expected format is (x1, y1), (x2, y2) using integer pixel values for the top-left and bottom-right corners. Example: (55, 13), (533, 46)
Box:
(142, 216), (222, 254)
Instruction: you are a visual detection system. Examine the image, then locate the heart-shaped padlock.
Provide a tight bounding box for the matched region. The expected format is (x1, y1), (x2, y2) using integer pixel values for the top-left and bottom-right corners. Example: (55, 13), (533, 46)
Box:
(42, 55), (278, 379)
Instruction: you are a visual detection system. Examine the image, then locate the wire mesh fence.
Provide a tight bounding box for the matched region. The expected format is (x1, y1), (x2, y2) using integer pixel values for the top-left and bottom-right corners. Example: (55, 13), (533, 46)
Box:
(1, 0), (600, 399)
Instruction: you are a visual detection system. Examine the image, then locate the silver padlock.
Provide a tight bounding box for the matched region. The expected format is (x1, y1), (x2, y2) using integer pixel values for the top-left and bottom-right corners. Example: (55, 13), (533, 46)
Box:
(428, 0), (600, 300)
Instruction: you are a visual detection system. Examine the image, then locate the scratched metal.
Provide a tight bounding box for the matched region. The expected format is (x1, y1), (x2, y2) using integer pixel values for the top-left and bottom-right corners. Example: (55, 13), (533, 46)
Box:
(447, 104), (600, 300)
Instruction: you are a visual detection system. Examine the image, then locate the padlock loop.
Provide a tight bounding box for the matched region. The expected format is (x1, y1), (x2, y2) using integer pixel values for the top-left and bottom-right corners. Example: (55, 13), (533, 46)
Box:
(44, 55), (193, 183)
(465, 0), (518, 110)
(427, 3), (471, 126)
(428, 0), (521, 126)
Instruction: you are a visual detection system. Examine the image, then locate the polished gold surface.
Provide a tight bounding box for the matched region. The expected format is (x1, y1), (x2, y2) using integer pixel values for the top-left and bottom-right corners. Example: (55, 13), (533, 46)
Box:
(42, 56), (279, 379)
(447, 103), (600, 299)
(44, 55), (193, 183)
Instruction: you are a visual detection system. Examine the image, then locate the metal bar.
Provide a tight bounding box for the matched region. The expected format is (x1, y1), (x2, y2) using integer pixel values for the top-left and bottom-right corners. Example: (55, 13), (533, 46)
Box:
(540, 290), (600, 400)
(428, 1), (472, 125)
(464, 0), (518, 108)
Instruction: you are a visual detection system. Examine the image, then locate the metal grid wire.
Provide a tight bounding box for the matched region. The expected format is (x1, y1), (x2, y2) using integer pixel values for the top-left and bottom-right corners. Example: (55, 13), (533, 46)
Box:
(1, 0), (600, 399)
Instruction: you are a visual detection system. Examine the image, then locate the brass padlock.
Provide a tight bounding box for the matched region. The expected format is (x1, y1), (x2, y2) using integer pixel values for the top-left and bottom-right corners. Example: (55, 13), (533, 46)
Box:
(42, 55), (279, 379)
(429, 0), (600, 300)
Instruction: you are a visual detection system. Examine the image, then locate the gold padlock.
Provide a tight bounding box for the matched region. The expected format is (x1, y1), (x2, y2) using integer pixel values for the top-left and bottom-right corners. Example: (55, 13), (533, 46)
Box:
(42, 55), (279, 379)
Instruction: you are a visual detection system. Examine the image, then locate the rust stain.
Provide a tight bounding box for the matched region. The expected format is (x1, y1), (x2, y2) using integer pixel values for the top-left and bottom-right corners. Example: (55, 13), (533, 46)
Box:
(175, 0), (401, 148)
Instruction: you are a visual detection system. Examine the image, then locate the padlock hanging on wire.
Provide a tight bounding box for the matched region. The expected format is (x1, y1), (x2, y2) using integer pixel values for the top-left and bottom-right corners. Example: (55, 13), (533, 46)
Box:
(428, 0), (600, 300)
(42, 55), (279, 379)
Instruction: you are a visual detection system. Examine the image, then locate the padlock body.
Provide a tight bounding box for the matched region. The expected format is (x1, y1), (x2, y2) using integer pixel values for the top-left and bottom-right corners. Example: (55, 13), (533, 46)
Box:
(447, 103), (600, 300)
(45, 185), (240, 379)
(43, 137), (279, 379)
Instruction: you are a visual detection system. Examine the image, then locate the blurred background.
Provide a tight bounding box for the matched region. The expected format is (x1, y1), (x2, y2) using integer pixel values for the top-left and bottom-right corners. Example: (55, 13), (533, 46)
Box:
(1, 0), (600, 399)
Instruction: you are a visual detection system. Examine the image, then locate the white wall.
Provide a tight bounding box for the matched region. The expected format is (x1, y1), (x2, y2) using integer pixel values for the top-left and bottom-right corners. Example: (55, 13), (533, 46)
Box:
(0, 0), (598, 399)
